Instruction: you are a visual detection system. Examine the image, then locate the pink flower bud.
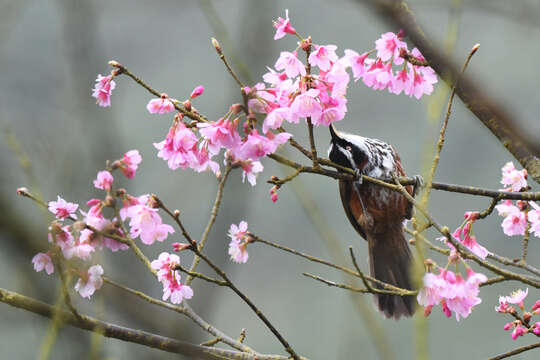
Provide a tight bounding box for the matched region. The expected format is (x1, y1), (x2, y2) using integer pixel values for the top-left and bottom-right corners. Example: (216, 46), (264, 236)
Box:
(16, 187), (29, 196)
(190, 85), (204, 99)
(503, 322), (513, 331)
(172, 242), (191, 252)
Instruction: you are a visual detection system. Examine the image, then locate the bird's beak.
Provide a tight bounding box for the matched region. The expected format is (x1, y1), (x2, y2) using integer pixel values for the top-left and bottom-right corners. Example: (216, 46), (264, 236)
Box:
(329, 123), (340, 142)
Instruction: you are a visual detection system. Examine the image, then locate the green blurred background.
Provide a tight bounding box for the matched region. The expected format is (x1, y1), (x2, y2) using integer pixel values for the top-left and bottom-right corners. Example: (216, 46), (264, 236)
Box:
(1, 0), (539, 359)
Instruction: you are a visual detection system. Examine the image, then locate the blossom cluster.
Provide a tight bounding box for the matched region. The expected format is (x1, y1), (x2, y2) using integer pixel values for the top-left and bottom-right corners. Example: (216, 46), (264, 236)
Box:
(151, 252), (193, 304)
(32, 149), (179, 302)
(494, 162), (540, 237)
(417, 267), (487, 321)
(495, 288), (540, 340)
(91, 10), (438, 197)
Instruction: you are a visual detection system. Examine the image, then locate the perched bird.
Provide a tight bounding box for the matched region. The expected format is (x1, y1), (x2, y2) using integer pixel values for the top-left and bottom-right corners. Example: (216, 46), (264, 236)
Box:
(327, 124), (419, 319)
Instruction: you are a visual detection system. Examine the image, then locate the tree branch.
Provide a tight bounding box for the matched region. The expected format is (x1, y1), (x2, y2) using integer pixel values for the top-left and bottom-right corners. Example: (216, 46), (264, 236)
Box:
(0, 287), (290, 360)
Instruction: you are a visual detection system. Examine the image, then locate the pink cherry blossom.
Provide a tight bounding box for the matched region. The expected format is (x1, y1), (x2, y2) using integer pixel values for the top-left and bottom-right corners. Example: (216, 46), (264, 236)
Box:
(128, 204), (174, 245)
(275, 51), (306, 79)
(448, 221), (490, 260)
(75, 265), (104, 299)
(229, 238), (249, 264)
(501, 162), (528, 192)
(190, 85), (205, 99)
(273, 9), (296, 40)
(154, 121), (199, 171)
(32, 253), (54, 275)
(198, 118), (241, 155)
(495, 200), (517, 217)
(151, 252), (181, 283)
(146, 94), (175, 114)
(235, 130), (291, 161)
(325, 61), (351, 98)
(189, 146), (220, 175)
(92, 74), (116, 107)
(505, 288), (528, 309)
(48, 223), (74, 253)
(241, 160), (264, 186)
(119, 149), (142, 179)
(375, 32), (407, 65)
(48, 196), (78, 220)
(405, 65), (437, 99)
(263, 107), (291, 133)
(290, 89), (322, 123)
(500, 208), (527, 236)
(343, 49), (369, 81)
(390, 67), (410, 95)
(119, 194), (150, 221)
(531, 322), (540, 335)
(151, 252), (193, 304)
(528, 201), (540, 237)
(308, 45), (338, 72)
(93, 170), (113, 191)
(229, 221), (248, 242)
(495, 296), (511, 313)
(262, 67), (288, 86)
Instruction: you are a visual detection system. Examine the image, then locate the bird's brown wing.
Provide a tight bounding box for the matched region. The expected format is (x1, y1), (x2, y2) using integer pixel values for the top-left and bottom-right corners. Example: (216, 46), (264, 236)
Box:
(338, 180), (367, 240)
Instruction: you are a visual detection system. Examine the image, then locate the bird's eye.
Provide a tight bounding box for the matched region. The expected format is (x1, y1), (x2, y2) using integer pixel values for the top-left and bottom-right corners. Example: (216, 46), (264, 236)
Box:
(345, 146), (352, 152)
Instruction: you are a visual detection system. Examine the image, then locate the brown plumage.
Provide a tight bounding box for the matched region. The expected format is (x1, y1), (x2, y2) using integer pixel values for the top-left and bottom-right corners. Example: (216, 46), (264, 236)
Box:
(328, 125), (416, 319)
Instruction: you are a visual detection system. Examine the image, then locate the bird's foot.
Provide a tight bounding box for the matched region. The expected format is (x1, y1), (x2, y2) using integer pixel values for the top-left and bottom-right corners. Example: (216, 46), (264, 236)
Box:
(354, 168), (363, 185)
(413, 174), (425, 197)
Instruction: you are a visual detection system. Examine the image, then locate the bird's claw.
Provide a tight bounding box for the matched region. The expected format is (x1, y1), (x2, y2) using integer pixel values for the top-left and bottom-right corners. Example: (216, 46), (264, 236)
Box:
(354, 168), (363, 185)
(413, 174), (424, 197)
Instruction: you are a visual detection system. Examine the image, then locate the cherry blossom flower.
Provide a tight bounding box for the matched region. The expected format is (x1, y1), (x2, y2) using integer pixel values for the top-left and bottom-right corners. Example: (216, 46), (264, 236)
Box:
(273, 9), (296, 40)
(262, 67), (288, 85)
(495, 296), (512, 313)
(48, 196), (78, 220)
(527, 201), (540, 237)
(505, 288), (528, 309)
(92, 74), (116, 107)
(198, 118), (241, 155)
(500, 207), (527, 236)
(263, 107), (291, 133)
(501, 162), (527, 192)
(241, 160), (264, 186)
(119, 194), (150, 221)
(531, 322), (540, 335)
(48, 223), (74, 254)
(343, 49), (369, 81)
(290, 89), (322, 123)
(448, 223), (490, 260)
(190, 85), (204, 99)
(118, 150), (142, 179)
(154, 121), (200, 171)
(405, 63), (437, 99)
(229, 238), (249, 264)
(75, 265), (104, 299)
(32, 253), (54, 275)
(151, 252), (193, 304)
(235, 130), (291, 161)
(308, 44), (338, 72)
(146, 94), (175, 114)
(275, 51), (306, 79)
(228, 222), (250, 263)
(375, 32), (407, 64)
(93, 170), (113, 191)
(127, 204), (174, 245)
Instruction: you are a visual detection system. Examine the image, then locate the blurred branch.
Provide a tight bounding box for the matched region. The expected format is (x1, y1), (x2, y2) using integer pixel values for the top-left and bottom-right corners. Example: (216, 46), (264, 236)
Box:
(0, 287), (290, 360)
(358, 0), (540, 183)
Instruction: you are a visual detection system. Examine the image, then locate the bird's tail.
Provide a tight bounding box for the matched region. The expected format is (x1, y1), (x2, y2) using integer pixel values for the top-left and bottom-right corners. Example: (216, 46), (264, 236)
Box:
(368, 224), (416, 319)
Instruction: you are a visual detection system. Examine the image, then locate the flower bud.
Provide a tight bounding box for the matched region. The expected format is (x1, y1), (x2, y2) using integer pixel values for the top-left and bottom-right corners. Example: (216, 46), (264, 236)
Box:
(211, 37), (221, 52)
(172, 242), (191, 252)
(16, 187), (29, 196)
(190, 85), (204, 99)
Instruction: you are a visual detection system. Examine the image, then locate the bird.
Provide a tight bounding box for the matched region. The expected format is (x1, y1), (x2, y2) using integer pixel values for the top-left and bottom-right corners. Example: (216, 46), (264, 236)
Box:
(327, 124), (420, 319)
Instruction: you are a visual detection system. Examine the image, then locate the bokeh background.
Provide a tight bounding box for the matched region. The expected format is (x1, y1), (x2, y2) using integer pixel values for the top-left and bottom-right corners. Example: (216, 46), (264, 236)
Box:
(1, 0), (539, 359)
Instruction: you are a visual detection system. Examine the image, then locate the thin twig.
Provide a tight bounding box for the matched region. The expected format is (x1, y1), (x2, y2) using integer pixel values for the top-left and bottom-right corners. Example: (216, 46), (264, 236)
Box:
(175, 264), (228, 286)
(488, 342), (540, 360)
(108, 61), (208, 125)
(103, 277), (257, 354)
(186, 162), (232, 285)
(424, 43), (479, 200)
